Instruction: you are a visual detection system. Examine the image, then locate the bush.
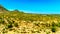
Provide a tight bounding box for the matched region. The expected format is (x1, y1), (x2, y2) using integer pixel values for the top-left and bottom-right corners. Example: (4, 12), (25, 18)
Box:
(14, 23), (18, 27)
(52, 22), (56, 27)
(0, 19), (5, 24)
(57, 22), (60, 27)
(51, 26), (56, 32)
(51, 22), (56, 32)
(7, 23), (13, 28)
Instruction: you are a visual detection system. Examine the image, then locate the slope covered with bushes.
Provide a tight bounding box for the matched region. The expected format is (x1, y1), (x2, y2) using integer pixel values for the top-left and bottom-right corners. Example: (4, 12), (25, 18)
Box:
(0, 5), (60, 34)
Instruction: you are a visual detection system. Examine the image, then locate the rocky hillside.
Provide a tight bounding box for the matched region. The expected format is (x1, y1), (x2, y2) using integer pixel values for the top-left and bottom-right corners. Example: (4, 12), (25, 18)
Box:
(0, 5), (60, 34)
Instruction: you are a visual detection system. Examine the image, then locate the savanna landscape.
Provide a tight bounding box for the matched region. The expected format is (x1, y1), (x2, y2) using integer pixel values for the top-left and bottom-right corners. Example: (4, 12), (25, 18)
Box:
(0, 5), (60, 34)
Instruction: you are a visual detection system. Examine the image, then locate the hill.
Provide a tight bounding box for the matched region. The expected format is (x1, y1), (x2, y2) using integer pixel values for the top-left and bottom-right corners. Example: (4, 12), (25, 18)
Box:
(0, 5), (8, 13)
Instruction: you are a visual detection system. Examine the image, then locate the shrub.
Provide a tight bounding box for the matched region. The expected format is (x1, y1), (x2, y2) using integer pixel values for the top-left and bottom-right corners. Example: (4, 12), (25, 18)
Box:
(2, 28), (8, 33)
(0, 19), (5, 24)
(7, 23), (13, 28)
(14, 23), (18, 27)
(51, 26), (56, 32)
(51, 22), (56, 32)
(46, 32), (49, 34)
(52, 22), (56, 27)
(56, 22), (60, 27)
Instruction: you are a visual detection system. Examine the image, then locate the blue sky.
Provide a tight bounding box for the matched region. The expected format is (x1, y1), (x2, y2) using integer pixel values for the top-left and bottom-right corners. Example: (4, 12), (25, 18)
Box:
(0, 0), (60, 14)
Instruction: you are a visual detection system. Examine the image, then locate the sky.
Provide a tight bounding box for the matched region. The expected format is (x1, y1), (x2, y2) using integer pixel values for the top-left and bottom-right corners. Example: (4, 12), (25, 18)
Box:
(0, 0), (60, 14)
